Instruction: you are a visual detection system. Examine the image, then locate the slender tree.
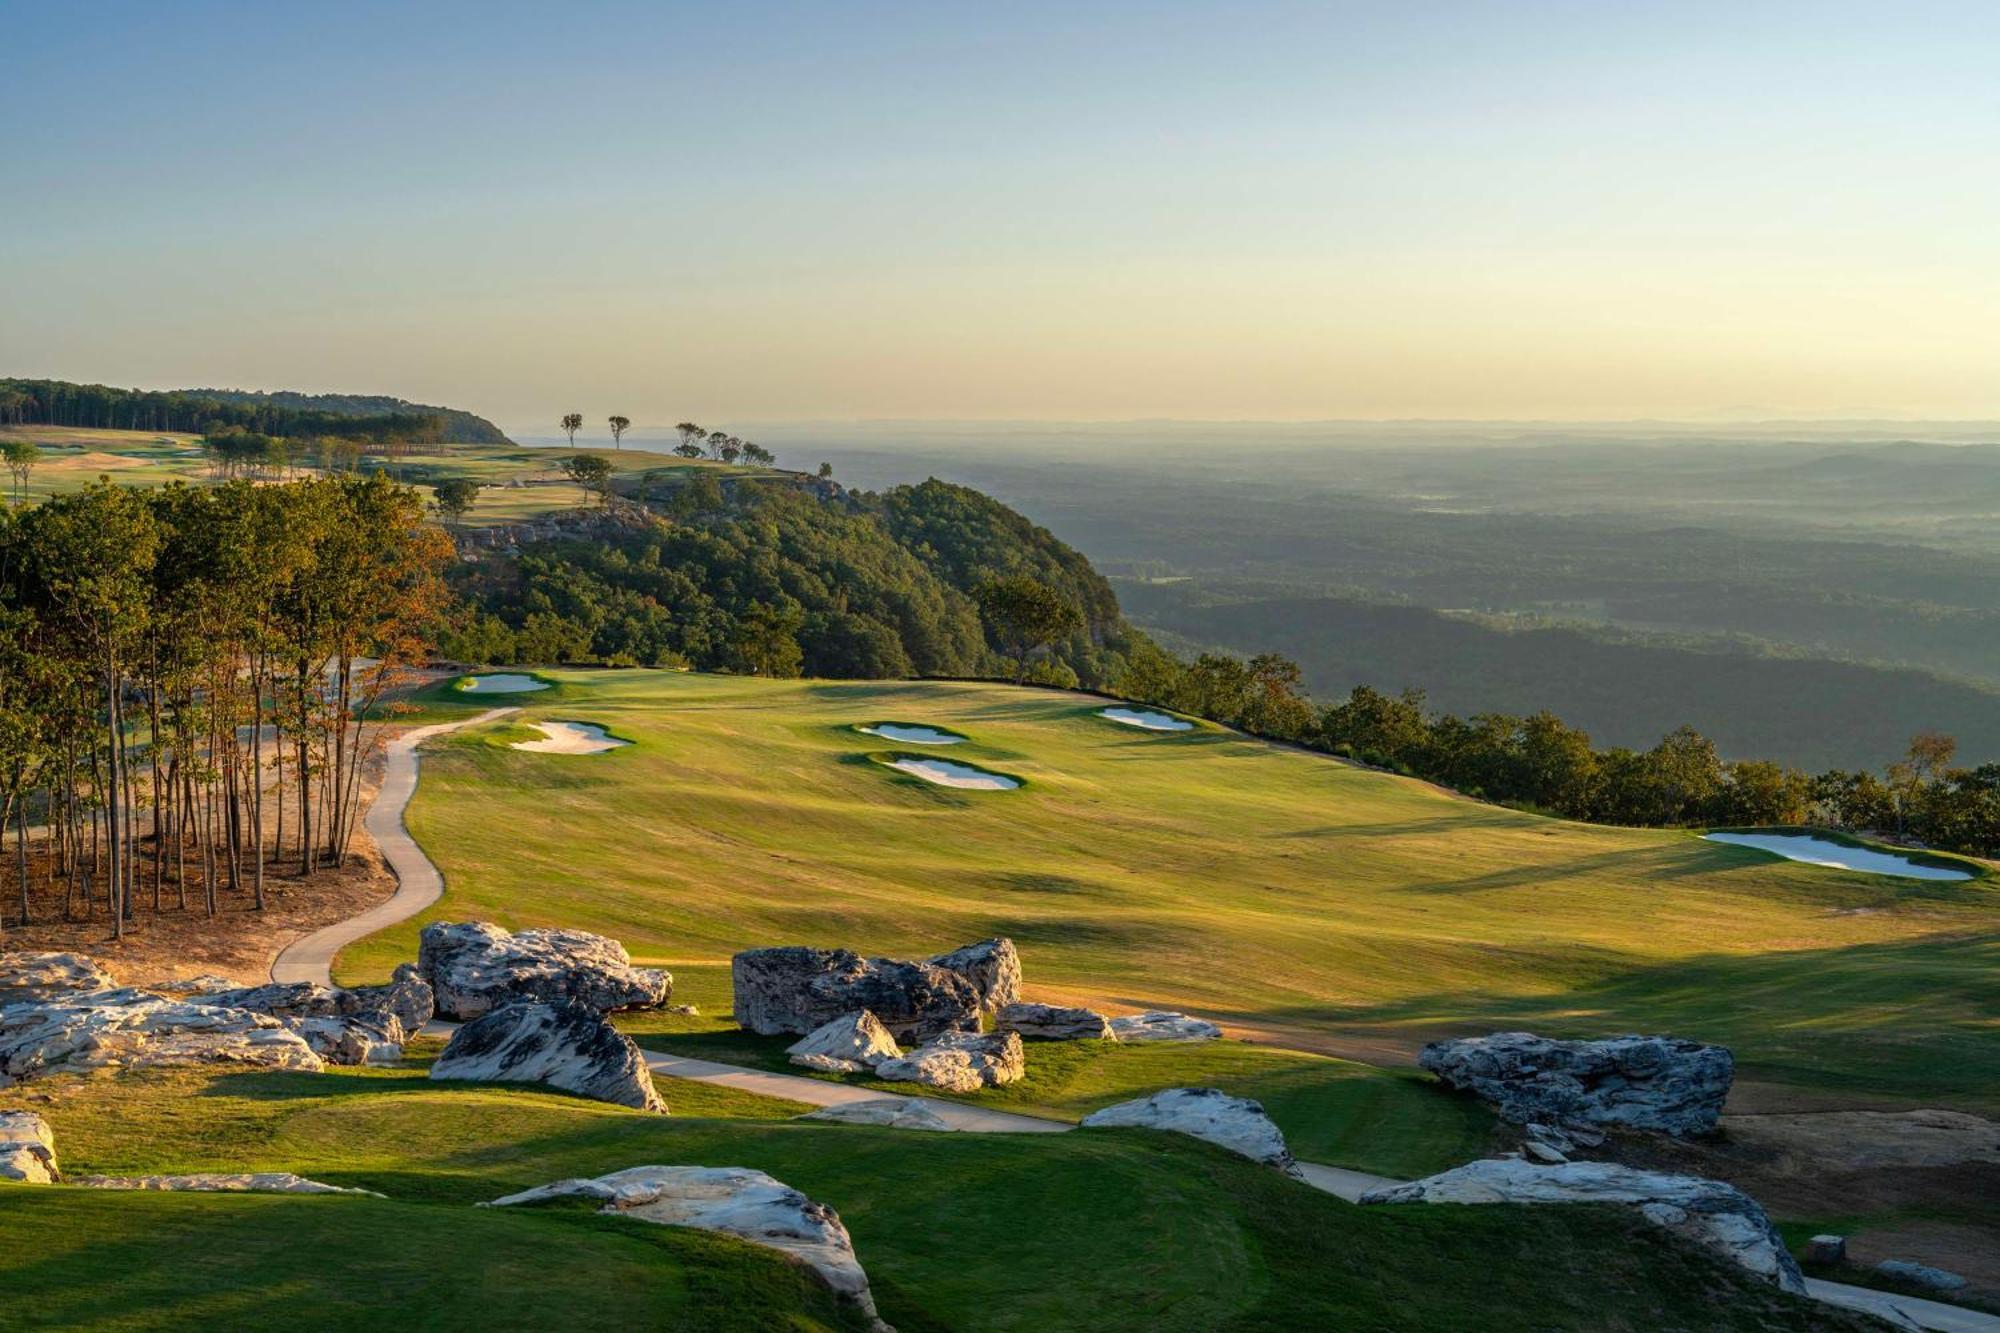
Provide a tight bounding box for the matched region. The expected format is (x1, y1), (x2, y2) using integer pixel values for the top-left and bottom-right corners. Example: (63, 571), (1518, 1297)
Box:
(607, 415), (630, 450)
(561, 413), (583, 450)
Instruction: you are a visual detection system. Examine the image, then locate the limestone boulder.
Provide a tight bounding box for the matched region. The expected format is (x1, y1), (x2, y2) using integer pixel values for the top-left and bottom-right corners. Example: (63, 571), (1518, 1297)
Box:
(430, 1000), (665, 1112)
(1107, 1010), (1221, 1042)
(875, 1030), (1024, 1093)
(1360, 1158), (1803, 1293)
(484, 1165), (887, 1328)
(801, 1098), (955, 1132)
(0, 1110), (58, 1183)
(189, 980), (405, 1065)
(0, 989), (324, 1086)
(418, 921), (671, 1022)
(786, 1011), (901, 1073)
(74, 1172), (378, 1195)
(344, 964), (435, 1036)
(927, 937), (1021, 1013)
(1875, 1260), (1967, 1294)
(148, 974), (237, 996)
(1420, 1032), (1733, 1136)
(732, 946), (979, 1041)
(1082, 1088), (1302, 1177)
(288, 1015), (403, 1067)
(998, 1002), (1114, 1041)
(0, 953), (116, 1004)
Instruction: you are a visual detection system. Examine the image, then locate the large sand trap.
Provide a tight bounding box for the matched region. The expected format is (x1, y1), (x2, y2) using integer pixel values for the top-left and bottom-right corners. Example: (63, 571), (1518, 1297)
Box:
(1100, 706), (1194, 732)
(858, 722), (966, 745)
(459, 673), (550, 694)
(509, 721), (628, 754)
(886, 757), (1021, 790)
(46, 451), (150, 471)
(1703, 831), (1971, 882)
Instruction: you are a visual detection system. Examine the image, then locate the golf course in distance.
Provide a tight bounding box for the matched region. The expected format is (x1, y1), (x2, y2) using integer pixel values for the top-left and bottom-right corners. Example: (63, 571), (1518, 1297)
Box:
(341, 668), (1998, 1126)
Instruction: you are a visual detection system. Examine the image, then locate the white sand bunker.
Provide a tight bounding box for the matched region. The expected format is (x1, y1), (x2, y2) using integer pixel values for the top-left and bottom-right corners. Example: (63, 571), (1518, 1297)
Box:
(886, 757), (1021, 790)
(858, 722), (966, 745)
(459, 673), (550, 694)
(1100, 707), (1193, 732)
(1703, 831), (1971, 882)
(510, 721), (629, 754)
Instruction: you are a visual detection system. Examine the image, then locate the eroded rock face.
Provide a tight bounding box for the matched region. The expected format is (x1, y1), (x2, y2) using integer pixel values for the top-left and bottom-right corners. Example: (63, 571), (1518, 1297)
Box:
(0, 1110), (58, 1183)
(0, 953), (117, 1004)
(484, 1165), (886, 1327)
(345, 964), (435, 1036)
(786, 1011), (901, 1073)
(288, 1015), (403, 1067)
(1876, 1260), (1968, 1294)
(928, 938), (1021, 1013)
(187, 980), (405, 1065)
(732, 946), (979, 1041)
(0, 989), (324, 1086)
(875, 1030), (1024, 1093)
(74, 1173), (378, 1195)
(801, 1098), (955, 1132)
(1360, 1158), (1803, 1293)
(1420, 1033), (1733, 1137)
(1107, 1010), (1221, 1043)
(430, 1000), (665, 1112)
(419, 922), (671, 1022)
(1082, 1088), (1302, 1177)
(998, 1002), (1114, 1041)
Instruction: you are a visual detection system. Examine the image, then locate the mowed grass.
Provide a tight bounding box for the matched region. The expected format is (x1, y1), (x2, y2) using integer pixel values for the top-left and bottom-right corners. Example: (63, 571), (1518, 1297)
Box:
(6, 1061), (1869, 1333)
(341, 669), (1999, 1111)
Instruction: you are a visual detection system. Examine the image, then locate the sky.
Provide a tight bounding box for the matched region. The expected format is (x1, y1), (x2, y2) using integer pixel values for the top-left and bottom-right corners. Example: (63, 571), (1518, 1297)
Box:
(5, 1), (1998, 429)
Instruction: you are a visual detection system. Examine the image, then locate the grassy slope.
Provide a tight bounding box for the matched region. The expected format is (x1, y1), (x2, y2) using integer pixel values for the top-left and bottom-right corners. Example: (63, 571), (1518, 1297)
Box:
(6, 1060), (1868, 1333)
(344, 669), (1997, 1112)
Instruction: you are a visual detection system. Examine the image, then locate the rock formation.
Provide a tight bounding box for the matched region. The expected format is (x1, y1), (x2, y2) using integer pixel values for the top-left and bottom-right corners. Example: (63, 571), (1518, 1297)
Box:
(430, 999), (665, 1112)
(1, 989), (324, 1086)
(1419, 1032), (1733, 1136)
(1106, 1010), (1221, 1042)
(1082, 1088), (1302, 1177)
(484, 1165), (887, 1328)
(0, 1110), (58, 1183)
(0, 952), (117, 1004)
(1875, 1260), (1968, 1294)
(927, 938), (1021, 1013)
(785, 1011), (902, 1073)
(418, 921), (670, 1021)
(874, 1030), (1024, 1093)
(801, 1098), (955, 1131)
(345, 964), (436, 1036)
(997, 1002), (1114, 1041)
(1360, 1158), (1803, 1293)
(731, 946), (979, 1040)
(74, 1172), (378, 1195)
(171, 980), (406, 1065)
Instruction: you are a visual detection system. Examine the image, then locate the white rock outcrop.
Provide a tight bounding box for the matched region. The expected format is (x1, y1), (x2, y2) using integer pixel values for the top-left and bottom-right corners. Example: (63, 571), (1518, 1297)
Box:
(875, 1030), (1025, 1093)
(732, 946), (980, 1041)
(1360, 1158), (1804, 1293)
(927, 938), (1021, 1014)
(0, 1110), (58, 1183)
(0, 953), (117, 1003)
(801, 1098), (955, 1132)
(430, 999), (665, 1112)
(786, 1011), (902, 1073)
(418, 921), (670, 1022)
(194, 981), (406, 1065)
(1, 989), (324, 1087)
(1107, 1011), (1221, 1042)
(997, 1002), (1114, 1041)
(485, 1165), (887, 1327)
(1419, 1032), (1733, 1137)
(74, 1172), (378, 1195)
(1082, 1088), (1303, 1177)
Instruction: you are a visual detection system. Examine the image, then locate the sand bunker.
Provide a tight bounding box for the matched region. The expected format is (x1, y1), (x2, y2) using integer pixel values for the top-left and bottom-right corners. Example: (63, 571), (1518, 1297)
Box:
(885, 757), (1021, 791)
(1703, 831), (1971, 882)
(47, 451), (149, 471)
(458, 673), (550, 694)
(509, 721), (628, 754)
(858, 723), (966, 745)
(1100, 707), (1194, 732)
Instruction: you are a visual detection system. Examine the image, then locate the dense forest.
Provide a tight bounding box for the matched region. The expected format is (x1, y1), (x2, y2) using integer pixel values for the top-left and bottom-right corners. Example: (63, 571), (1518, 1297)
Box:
(445, 477), (1144, 687)
(0, 378), (503, 444)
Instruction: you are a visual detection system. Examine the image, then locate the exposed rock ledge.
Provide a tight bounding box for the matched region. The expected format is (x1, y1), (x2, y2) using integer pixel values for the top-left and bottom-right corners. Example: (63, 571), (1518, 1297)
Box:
(875, 1031), (1024, 1093)
(485, 1165), (889, 1329)
(419, 921), (671, 1022)
(1361, 1158), (1803, 1293)
(0, 1110), (58, 1183)
(1, 988), (324, 1087)
(1420, 1032), (1732, 1137)
(73, 1172), (379, 1195)
(431, 999), (666, 1112)
(1083, 1088), (1303, 1177)
(801, 1098), (955, 1132)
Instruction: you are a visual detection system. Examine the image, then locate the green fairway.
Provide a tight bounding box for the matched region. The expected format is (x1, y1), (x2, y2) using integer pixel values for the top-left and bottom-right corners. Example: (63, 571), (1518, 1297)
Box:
(340, 669), (1998, 1111)
(8, 1061), (1863, 1333)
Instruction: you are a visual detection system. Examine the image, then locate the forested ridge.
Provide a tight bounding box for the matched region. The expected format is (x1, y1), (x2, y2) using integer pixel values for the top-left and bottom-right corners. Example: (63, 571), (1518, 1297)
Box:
(0, 377), (506, 444)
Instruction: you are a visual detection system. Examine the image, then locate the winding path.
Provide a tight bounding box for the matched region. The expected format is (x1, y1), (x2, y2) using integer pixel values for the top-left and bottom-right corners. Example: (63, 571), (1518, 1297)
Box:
(267, 709), (1997, 1333)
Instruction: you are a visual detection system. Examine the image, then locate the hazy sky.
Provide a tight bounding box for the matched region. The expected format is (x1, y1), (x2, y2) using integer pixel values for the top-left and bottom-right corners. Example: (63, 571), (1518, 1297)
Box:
(6, 2), (1998, 427)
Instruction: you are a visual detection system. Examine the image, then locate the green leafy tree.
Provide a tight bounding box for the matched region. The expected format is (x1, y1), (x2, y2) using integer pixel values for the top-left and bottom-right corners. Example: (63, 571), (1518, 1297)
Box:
(977, 576), (1083, 685)
(432, 478), (481, 528)
(561, 413), (583, 449)
(607, 415), (630, 450)
(3, 440), (39, 504)
(561, 453), (614, 503)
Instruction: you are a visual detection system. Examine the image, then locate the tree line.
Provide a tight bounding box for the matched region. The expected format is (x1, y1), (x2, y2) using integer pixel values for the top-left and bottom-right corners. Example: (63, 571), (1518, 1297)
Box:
(0, 477), (451, 933)
(0, 378), (444, 442)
